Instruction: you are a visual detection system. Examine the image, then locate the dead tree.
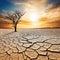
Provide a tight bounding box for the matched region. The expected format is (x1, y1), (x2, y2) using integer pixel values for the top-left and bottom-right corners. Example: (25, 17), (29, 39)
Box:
(6, 10), (25, 32)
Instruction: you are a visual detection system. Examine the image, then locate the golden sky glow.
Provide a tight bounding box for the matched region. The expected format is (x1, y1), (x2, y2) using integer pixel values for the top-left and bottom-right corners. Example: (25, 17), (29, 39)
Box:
(0, 0), (60, 28)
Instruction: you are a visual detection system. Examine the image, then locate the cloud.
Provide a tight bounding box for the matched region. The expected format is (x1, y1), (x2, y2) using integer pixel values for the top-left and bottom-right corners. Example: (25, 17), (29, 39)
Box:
(0, 13), (6, 17)
(0, 14), (4, 18)
(9, 0), (47, 10)
(7, 0), (27, 3)
(46, 0), (60, 13)
(45, 1), (60, 19)
(0, 0), (60, 28)
(45, 18), (60, 28)
(50, 3), (60, 9)
(38, 16), (60, 28)
(0, 13), (12, 24)
(46, 2), (60, 12)
(12, 0), (47, 19)
(0, 18), (12, 24)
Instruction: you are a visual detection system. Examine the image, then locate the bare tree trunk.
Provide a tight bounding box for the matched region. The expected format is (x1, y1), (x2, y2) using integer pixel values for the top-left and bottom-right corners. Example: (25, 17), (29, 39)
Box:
(14, 24), (17, 32)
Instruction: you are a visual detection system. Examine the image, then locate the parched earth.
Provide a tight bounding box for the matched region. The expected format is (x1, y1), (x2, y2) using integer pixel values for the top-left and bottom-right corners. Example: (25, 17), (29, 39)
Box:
(0, 29), (60, 60)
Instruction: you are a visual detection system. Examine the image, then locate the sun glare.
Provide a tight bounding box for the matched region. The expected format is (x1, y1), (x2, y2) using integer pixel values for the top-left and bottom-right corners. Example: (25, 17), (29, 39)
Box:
(29, 13), (38, 22)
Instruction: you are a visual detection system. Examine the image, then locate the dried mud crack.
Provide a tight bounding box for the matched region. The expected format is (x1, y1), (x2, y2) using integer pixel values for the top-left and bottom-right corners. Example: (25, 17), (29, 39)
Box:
(0, 29), (60, 60)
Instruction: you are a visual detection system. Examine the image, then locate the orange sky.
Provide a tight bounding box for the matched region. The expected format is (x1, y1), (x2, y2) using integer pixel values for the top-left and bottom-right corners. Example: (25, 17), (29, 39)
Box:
(0, 0), (60, 28)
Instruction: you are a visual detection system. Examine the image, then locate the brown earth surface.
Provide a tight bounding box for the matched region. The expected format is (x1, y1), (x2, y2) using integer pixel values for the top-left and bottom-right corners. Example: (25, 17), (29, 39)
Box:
(0, 29), (60, 60)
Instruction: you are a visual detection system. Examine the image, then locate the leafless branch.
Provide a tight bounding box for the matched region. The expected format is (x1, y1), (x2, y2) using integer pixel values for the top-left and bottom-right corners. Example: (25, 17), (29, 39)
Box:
(5, 10), (25, 32)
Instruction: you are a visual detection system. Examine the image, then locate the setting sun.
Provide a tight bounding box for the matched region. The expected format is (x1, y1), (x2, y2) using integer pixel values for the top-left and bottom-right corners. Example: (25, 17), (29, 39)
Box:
(29, 13), (38, 22)
(0, 0), (60, 28)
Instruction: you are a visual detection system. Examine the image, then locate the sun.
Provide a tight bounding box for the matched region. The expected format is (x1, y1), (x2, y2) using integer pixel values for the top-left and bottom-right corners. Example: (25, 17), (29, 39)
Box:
(29, 13), (38, 22)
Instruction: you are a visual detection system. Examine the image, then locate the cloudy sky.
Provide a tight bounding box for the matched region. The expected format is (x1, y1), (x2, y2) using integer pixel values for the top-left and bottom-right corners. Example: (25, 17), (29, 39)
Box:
(0, 0), (60, 28)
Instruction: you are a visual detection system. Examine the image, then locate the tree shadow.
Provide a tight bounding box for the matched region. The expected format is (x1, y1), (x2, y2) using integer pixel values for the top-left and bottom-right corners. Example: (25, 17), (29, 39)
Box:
(2, 31), (15, 37)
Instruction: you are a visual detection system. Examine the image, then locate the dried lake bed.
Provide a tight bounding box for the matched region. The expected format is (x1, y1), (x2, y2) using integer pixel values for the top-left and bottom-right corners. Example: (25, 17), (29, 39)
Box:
(0, 28), (60, 60)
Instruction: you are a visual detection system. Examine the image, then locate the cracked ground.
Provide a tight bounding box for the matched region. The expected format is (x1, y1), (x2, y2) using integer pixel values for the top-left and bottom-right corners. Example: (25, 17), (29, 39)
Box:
(0, 29), (60, 60)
